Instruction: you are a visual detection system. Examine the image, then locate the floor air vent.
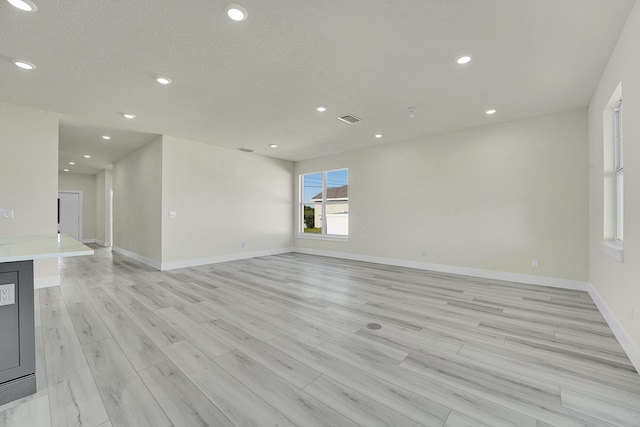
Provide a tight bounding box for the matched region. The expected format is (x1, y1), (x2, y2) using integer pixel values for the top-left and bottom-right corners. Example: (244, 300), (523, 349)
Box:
(338, 114), (361, 124)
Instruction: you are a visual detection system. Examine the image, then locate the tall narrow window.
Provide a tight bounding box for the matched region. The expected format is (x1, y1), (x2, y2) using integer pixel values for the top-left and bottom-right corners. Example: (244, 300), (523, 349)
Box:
(614, 98), (623, 242)
(300, 169), (348, 237)
(602, 85), (623, 261)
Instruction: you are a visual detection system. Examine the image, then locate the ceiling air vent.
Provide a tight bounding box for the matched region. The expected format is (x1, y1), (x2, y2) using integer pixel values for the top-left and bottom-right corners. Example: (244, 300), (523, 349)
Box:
(338, 114), (361, 124)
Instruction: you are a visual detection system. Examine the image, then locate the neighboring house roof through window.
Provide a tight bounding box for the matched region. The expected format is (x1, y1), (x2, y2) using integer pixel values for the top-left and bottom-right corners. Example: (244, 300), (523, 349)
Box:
(311, 185), (348, 201)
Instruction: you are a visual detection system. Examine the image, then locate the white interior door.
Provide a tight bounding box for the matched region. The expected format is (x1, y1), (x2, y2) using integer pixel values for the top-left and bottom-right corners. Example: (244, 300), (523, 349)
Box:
(58, 191), (81, 241)
(109, 189), (113, 248)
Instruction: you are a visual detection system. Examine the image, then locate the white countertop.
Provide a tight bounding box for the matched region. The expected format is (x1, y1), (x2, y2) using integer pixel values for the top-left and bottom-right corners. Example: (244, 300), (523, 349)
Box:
(0, 234), (94, 263)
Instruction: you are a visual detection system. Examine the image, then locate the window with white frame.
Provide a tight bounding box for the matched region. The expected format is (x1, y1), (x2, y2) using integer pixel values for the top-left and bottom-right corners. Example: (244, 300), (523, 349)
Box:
(601, 85), (624, 261)
(300, 169), (348, 237)
(614, 98), (623, 242)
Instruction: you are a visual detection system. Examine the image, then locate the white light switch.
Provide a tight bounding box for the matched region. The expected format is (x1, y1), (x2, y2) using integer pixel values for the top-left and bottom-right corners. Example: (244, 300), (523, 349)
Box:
(0, 209), (13, 219)
(0, 283), (15, 306)
(168, 211), (177, 219)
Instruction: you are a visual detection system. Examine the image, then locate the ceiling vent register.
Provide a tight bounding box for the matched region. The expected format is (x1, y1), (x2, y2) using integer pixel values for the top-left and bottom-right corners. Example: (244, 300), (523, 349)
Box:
(338, 114), (360, 124)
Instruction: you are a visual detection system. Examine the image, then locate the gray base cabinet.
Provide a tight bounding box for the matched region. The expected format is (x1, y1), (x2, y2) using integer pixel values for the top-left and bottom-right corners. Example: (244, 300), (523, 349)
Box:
(0, 261), (35, 406)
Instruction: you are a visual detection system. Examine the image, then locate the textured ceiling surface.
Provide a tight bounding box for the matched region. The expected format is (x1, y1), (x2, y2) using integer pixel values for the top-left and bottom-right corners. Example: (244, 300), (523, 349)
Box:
(0, 0), (635, 173)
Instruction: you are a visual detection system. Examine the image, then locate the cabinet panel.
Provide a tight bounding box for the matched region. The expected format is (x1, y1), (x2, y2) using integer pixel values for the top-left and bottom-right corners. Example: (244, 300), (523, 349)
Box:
(0, 261), (35, 405)
(0, 272), (20, 375)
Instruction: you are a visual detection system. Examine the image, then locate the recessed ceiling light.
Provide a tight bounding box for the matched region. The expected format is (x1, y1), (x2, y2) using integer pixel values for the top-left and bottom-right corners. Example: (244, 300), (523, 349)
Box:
(63, 169), (69, 172)
(485, 109), (497, 115)
(316, 105), (327, 112)
(375, 134), (382, 139)
(83, 155), (91, 158)
(155, 76), (172, 85)
(12, 60), (36, 70)
(122, 113), (136, 119)
(269, 144), (278, 148)
(102, 135), (111, 140)
(69, 162), (75, 165)
(226, 3), (247, 21)
(456, 55), (472, 65)
(6, 0), (37, 12)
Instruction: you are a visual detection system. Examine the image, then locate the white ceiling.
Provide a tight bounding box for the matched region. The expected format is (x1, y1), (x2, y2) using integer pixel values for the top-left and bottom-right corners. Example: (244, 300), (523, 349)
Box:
(0, 0), (635, 173)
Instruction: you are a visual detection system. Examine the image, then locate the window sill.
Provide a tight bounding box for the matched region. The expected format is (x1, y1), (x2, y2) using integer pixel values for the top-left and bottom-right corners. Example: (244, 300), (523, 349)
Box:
(601, 241), (624, 262)
(297, 234), (349, 242)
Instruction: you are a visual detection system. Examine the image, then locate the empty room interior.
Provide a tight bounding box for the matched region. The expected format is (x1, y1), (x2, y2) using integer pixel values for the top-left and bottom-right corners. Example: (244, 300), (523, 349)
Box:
(2, 0), (640, 426)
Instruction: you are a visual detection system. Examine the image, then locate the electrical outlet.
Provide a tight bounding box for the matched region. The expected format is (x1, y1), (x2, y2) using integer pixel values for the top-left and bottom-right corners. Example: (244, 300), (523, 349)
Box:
(0, 283), (15, 306)
(531, 259), (540, 268)
(0, 209), (14, 219)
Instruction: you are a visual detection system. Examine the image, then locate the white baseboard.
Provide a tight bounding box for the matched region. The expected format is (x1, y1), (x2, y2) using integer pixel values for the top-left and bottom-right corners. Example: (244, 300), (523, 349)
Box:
(95, 240), (110, 247)
(111, 246), (162, 270)
(34, 276), (60, 289)
(82, 239), (96, 244)
(587, 285), (640, 374)
(111, 246), (294, 271)
(161, 247), (295, 271)
(294, 248), (590, 291)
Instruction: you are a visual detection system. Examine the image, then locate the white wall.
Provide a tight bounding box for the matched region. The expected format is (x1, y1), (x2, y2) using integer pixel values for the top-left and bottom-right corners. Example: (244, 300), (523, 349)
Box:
(112, 137), (163, 264)
(295, 109), (589, 282)
(58, 172), (97, 242)
(161, 135), (293, 268)
(589, 1), (640, 352)
(0, 101), (59, 284)
(95, 169), (112, 247)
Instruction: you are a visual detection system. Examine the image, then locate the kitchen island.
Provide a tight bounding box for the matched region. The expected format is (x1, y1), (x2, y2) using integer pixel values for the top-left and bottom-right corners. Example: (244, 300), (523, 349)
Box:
(0, 234), (93, 406)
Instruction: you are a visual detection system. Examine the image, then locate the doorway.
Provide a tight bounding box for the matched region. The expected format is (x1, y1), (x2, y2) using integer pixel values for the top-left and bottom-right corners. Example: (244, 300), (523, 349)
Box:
(58, 191), (82, 241)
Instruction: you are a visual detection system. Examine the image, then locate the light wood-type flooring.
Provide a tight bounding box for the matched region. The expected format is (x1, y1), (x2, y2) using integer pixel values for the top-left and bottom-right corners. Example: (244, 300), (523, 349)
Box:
(1, 246), (639, 426)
